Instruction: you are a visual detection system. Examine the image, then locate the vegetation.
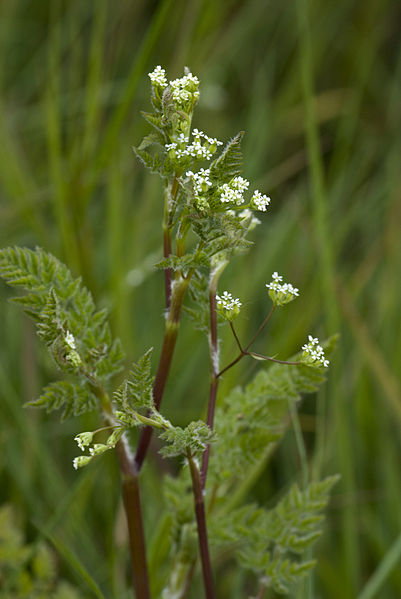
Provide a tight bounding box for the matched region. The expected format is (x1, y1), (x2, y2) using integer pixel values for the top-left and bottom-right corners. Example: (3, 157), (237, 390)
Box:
(0, 1), (400, 598)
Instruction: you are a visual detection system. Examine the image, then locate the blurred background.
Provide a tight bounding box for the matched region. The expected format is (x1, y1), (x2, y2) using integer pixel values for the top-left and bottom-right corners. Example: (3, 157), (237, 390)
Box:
(1, 0), (401, 597)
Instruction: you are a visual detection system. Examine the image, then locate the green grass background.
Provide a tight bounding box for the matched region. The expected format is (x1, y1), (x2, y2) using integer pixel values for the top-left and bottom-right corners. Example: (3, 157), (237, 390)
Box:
(1, 0), (401, 597)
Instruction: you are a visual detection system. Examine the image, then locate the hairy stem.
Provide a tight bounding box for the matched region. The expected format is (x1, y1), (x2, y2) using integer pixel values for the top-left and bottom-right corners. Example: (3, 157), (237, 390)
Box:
(187, 452), (216, 599)
(93, 385), (150, 599)
(115, 443), (150, 599)
(200, 266), (225, 488)
(163, 176), (179, 309)
(163, 227), (172, 309)
(135, 275), (188, 470)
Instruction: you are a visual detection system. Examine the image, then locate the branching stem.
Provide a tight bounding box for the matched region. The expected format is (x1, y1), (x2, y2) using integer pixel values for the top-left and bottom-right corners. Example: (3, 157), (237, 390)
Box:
(135, 274), (189, 471)
(216, 307), (302, 378)
(93, 385), (150, 599)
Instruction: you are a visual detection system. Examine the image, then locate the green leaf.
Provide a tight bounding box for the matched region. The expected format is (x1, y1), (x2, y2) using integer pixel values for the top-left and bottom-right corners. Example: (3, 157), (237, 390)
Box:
(159, 420), (215, 458)
(155, 252), (209, 272)
(113, 348), (154, 413)
(210, 475), (339, 594)
(209, 132), (244, 183)
(0, 247), (125, 384)
(138, 132), (165, 150)
(132, 145), (163, 176)
(26, 380), (97, 420)
(190, 212), (252, 260)
(184, 272), (210, 334)
(210, 335), (339, 483)
(140, 111), (164, 134)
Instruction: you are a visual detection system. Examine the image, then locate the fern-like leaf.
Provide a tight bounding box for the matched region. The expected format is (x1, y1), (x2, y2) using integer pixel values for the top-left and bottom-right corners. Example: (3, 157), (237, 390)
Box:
(209, 132), (244, 183)
(159, 420), (215, 458)
(0, 247), (125, 385)
(210, 336), (338, 482)
(210, 475), (339, 595)
(113, 348), (154, 413)
(26, 380), (97, 420)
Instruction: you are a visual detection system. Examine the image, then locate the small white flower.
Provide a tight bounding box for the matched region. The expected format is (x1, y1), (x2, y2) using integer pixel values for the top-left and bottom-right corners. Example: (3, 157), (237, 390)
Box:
(166, 127), (222, 163)
(186, 168), (212, 195)
(65, 331), (76, 349)
(74, 432), (94, 451)
(216, 291), (242, 320)
(251, 190), (271, 212)
(73, 455), (93, 470)
(148, 65), (168, 88)
(89, 444), (109, 457)
(266, 273), (299, 306)
(231, 176), (249, 193)
(301, 336), (329, 368)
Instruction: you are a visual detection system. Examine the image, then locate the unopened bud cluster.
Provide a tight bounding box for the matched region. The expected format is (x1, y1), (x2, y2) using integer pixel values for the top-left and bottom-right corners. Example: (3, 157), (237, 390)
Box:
(73, 427), (124, 469)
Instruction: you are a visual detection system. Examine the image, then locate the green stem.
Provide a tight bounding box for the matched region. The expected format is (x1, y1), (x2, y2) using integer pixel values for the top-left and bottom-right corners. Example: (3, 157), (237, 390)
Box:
(289, 400), (309, 490)
(163, 176), (179, 309)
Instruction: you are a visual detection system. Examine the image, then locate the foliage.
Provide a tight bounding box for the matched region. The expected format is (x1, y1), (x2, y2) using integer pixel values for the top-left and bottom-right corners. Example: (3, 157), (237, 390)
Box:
(113, 348), (155, 414)
(210, 335), (338, 483)
(209, 476), (339, 594)
(0, 63), (340, 599)
(0, 504), (83, 599)
(0, 246), (124, 391)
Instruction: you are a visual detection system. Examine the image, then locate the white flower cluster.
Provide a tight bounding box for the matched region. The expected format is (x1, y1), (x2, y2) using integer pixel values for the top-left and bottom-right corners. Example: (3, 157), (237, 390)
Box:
(266, 272), (299, 306)
(301, 335), (329, 368)
(148, 65), (168, 88)
(216, 291), (242, 320)
(170, 72), (200, 105)
(219, 176), (250, 205)
(251, 190), (271, 212)
(192, 129), (223, 149)
(166, 129), (223, 162)
(148, 66), (200, 106)
(186, 168), (212, 194)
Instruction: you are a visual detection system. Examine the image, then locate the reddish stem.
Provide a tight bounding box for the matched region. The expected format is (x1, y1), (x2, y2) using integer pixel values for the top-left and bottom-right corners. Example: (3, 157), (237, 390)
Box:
(135, 277), (188, 471)
(115, 443), (150, 599)
(188, 452), (216, 599)
(201, 288), (219, 488)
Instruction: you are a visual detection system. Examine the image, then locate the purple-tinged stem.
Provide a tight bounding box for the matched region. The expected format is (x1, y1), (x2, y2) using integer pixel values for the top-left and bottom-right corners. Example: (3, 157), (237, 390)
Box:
(201, 282), (219, 488)
(135, 275), (188, 471)
(188, 452), (216, 599)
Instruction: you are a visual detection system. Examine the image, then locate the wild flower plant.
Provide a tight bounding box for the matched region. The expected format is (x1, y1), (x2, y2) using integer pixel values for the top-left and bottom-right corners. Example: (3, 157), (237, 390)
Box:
(0, 65), (337, 599)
